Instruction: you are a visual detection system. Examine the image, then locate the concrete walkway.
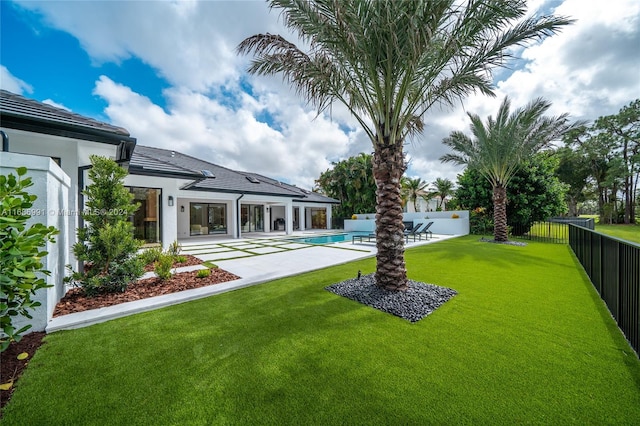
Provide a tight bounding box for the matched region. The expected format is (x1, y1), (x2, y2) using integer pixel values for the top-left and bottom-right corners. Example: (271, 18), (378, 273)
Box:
(46, 234), (460, 332)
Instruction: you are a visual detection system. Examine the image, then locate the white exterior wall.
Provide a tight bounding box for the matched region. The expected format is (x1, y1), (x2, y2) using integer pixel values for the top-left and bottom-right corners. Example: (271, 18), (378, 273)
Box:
(0, 152), (71, 332)
(346, 210), (470, 235)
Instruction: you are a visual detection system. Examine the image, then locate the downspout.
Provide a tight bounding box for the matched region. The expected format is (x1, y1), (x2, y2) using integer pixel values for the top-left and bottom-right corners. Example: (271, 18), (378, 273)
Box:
(1, 130), (8, 151)
(236, 194), (245, 238)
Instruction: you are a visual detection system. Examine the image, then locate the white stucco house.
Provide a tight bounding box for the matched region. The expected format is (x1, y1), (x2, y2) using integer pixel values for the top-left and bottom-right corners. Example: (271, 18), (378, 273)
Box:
(0, 89), (337, 331)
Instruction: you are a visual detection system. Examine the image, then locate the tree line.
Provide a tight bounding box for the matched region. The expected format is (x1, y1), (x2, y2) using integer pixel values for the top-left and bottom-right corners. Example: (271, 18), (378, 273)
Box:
(314, 98), (639, 240)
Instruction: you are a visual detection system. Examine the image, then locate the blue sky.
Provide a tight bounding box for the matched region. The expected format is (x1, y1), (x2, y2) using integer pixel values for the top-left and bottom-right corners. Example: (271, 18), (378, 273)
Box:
(1, 0), (639, 188)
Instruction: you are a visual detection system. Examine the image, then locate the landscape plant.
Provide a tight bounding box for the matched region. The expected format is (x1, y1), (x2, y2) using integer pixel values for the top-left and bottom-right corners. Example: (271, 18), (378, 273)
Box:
(0, 167), (58, 351)
(238, 0), (572, 289)
(453, 153), (568, 236)
(67, 156), (143, 296)
(153, 253), (174, 281)
(442, 96), (576, 241)
(196, 269), (211, 279)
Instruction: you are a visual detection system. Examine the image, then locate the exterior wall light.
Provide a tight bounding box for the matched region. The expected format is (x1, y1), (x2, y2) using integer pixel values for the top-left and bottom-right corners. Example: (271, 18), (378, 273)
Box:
(168, 196), (174, 207)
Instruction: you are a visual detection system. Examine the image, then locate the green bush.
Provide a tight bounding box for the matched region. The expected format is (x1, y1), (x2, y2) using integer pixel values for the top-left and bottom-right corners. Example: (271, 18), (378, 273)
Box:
(154, 254), (174, 280)
(0, 167), (58, 351)
(167, 240), (182, 257)
(176, 255), (187, 264)
(139, 247), (163, 265)
(196, 269), (211, 279)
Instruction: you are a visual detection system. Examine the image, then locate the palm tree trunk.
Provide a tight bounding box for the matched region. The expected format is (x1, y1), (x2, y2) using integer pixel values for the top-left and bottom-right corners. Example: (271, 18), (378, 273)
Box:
(493, 184), (508, 242)
(373, 143), (408, 290)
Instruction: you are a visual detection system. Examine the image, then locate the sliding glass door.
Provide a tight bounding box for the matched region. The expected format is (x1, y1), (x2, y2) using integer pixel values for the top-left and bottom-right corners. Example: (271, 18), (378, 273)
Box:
(240, 204), (264, 232)
(190, 203), (227, 235)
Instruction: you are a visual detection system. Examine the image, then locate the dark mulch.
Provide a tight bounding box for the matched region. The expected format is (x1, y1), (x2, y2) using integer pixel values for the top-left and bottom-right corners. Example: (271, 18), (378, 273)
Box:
(54, 267), (240, 316)
(1, 332), (46, 413)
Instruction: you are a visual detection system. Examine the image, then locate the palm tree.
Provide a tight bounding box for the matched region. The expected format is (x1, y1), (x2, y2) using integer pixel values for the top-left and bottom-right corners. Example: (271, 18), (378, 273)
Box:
(238, 0), (572, 290)
(441, 96), (576, 241)
(402, 177), (428, 212)
(432, 178), (455, 211)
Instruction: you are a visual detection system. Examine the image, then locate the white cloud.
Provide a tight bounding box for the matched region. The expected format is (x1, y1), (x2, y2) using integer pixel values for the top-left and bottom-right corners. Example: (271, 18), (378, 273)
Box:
(42, 98), (70, 111)
(0, 65), (32, 94)
(93, 76), (350, 188)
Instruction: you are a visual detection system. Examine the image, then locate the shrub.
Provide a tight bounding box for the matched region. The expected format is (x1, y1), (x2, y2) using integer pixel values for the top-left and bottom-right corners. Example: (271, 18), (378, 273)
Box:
(139, 247), (163, 265)
(175, 255), (187, 264)
(0, 167), (58, 351)
(154, 253), (174, 280)
(167, 240), (181, 257)
(68, 156), (143, 295)
(196, 269), (211, 279)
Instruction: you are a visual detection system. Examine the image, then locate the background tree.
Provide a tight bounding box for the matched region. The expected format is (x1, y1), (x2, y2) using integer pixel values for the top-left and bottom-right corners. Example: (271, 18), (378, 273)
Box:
(454, 154), (567, 235)
(239, 0), (572, 289)
(442, 96), (575, 241)
(554, 146), (591, 216)
(401, 177), (428, 212)
(68, 156), (143, 296)
(565, 102), (638, 224)
(432, 178), (455, 211)
(1, 167), (58, 351)
(315, 153), (376, 219)
(593, 99), (639, 223)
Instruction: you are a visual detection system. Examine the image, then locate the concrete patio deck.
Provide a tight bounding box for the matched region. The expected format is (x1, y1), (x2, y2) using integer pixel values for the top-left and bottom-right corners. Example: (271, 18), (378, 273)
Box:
(46, 232), (460, 332)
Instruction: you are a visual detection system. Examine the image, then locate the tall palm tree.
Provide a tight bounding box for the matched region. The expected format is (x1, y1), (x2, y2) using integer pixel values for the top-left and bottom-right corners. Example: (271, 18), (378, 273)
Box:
(238, 0), (572, 290)
(402, 177), (428, 212)
(432, 178), (455, 210)
(441, 96), (577, 241)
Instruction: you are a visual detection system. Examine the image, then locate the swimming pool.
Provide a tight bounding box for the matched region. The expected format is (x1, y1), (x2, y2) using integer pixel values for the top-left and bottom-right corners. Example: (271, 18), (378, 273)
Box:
(289, 232), (370, 245)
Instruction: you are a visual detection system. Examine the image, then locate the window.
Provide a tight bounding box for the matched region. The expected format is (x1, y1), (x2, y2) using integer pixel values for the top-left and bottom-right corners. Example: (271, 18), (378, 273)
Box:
(128, 187), (161, 244)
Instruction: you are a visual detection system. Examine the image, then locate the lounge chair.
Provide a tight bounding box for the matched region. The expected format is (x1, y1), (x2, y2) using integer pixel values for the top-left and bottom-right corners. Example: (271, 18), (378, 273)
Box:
(404, 222), (423, 242)
(417, 221), (434, 240)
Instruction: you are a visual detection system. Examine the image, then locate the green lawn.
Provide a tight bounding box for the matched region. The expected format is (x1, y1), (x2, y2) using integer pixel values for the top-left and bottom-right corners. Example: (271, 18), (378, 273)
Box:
(595, 223), (640, 244)
(3, 236), (640, 424)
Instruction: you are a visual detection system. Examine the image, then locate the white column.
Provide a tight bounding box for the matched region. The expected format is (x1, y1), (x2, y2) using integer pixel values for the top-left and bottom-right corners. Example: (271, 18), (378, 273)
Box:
(326, 204), (332, 230)
(299, 206), (306, 231)
(285, 200), (294, 235)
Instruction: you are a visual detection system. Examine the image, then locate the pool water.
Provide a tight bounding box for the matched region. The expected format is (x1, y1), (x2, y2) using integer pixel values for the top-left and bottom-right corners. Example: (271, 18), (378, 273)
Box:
(289, 232), (370, 245)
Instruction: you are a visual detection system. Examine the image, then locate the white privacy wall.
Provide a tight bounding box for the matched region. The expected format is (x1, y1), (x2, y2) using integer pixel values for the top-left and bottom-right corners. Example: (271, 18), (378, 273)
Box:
(345, 210), (470, 235)
(0, 152), (71, 332)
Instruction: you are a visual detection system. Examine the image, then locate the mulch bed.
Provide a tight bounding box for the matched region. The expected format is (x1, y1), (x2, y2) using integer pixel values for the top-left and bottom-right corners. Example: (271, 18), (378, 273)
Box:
(54, 258), (239, 317)
(1, 255), (240, 413)
(1, 332), (46, 413)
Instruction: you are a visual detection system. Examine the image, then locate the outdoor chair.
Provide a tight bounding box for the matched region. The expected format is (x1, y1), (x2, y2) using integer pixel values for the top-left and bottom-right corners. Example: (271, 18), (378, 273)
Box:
(404, 222), (423, 243)
(417, 221), (434, 240)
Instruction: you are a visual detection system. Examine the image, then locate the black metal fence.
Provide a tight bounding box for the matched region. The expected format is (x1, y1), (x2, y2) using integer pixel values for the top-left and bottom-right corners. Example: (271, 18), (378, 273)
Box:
(511, 218), (595, 244)
(569, 224), (640, 357)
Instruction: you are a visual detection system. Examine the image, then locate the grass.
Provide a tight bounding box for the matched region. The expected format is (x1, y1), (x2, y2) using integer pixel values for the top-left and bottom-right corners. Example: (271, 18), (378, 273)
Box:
(595, 223), (640, 244)
(3, 236), (640, 424)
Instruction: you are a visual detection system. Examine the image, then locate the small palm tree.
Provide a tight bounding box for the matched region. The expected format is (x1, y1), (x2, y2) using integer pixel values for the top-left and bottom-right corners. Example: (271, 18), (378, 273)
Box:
(441, 97), (577, 241)
(432, 178), (455, 211)
(402, 177), (428, 213)
(238, 1), (571, 289)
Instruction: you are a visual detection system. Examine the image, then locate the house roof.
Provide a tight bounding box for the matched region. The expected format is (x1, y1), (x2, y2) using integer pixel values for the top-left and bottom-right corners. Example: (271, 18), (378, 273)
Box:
(0, 90), (135, 146)
(131, 145), (337, 203)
